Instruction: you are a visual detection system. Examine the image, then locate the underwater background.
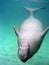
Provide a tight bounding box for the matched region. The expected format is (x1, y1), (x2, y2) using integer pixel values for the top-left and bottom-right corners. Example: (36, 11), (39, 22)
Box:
(0, 0), (49, 65)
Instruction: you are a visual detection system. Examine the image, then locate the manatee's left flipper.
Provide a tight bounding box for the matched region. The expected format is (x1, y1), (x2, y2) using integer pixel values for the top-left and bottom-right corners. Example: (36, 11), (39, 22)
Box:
(41, 27), (49, 38)
(12, 25), (19, 36)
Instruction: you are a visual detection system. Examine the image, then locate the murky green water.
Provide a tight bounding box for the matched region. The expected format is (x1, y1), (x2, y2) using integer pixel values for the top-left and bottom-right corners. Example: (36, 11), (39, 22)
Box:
(0, 0), (49, 65)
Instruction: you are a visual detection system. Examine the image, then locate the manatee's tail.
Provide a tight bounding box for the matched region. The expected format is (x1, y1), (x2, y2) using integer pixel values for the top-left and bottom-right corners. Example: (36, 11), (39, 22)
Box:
(24, 7), (45, 16)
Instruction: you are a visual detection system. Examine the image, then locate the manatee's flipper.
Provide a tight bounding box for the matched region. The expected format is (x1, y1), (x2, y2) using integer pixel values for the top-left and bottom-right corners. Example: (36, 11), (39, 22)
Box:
(41, 27), (49, 38)
(12, 25), (19, 36)
(24, 7), (45, 16)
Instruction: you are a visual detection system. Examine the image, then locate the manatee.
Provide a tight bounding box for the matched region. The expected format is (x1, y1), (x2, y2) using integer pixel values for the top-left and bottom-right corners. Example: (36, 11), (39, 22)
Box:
(13, 7), (49, 62)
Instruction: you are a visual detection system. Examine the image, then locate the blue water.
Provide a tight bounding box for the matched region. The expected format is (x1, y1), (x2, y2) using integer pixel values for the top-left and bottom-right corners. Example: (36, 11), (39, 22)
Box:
(0, 0), (49, 65)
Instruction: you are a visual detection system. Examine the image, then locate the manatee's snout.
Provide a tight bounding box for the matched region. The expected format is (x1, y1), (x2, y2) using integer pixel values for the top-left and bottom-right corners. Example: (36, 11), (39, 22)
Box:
(18, 44), (29, 62)
(19, 52), (28, 62)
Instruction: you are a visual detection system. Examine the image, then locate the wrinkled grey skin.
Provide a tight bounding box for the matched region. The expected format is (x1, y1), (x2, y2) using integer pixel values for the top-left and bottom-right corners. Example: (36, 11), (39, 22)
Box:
(13, 7), (49, 62)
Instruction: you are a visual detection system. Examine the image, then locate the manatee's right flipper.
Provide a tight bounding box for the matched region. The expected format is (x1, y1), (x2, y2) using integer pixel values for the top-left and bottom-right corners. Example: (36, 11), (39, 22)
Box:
(41, 27), (49, 38)
(12, 25), (19, 36)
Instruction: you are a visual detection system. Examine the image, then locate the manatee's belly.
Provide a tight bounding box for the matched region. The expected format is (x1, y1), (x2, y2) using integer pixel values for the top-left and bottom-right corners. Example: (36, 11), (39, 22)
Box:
(19, 20), (44, 43)
(19, 19), (44, 43)
(20, 18), (44, 33)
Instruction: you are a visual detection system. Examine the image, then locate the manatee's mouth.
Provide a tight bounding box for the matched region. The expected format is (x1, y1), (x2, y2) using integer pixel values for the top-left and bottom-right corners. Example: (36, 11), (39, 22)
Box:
(21, 59), (27, 62)
(18, 53), (28, 62)
(21, 56), (28, 62)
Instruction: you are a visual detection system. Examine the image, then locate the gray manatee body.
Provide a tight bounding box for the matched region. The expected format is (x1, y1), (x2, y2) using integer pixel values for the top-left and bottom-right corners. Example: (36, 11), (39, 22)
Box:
(13, 7), (49, 62)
